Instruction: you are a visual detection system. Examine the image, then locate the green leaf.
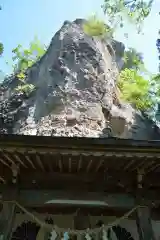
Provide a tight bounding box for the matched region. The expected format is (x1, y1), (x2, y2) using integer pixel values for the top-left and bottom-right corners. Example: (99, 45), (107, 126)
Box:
(0, 43), (4, 56)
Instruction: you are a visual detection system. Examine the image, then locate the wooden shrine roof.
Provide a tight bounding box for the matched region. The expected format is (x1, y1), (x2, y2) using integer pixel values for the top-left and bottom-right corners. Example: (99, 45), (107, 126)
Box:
(0, 134), (160, 194)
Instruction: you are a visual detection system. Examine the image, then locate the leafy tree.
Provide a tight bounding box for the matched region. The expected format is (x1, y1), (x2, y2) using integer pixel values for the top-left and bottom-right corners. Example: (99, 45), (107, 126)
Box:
(83, 10), (155, 111)
(118, 68), (154, 110)
(12, 36), (46, 73)
(12, 37), (46, 95)
(99, 0), (160, 113)
(102, 0), (153, 33)
(123, 48), (144, 70)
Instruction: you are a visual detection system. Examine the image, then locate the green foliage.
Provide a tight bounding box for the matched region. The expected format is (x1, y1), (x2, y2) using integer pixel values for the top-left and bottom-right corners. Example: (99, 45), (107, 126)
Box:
(150, 74), (160, 98)
(0, 43), (3, 56)
(118, 68), (153, 110)
(102, 0), (153, 33)
(152, 73), (160, 82)
(83, 15), (113, 39)
(123, 48), (144, 70)
(100, 0), (157, 111)
(12, 37), (46, 95)
(15, 84), (35, 96)
(17, 72), (26, 81)
(12, 37), (46, 73)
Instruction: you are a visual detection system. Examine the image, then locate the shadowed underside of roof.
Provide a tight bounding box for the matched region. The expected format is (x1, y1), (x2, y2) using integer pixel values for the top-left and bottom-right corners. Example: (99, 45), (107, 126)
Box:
(0, 134), (160, 195)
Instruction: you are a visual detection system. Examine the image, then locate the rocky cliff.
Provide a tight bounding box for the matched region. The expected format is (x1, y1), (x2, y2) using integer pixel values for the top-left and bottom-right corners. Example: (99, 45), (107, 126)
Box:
(0, 19), (160, 139)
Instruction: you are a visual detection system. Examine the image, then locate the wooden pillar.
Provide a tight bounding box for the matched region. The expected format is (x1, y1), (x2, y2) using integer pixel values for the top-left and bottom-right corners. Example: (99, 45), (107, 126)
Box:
(0, 202), (16, 240)
(136, 206), (155, 240)
(0, 186), (18, 240)
(135, 170), (155, 240)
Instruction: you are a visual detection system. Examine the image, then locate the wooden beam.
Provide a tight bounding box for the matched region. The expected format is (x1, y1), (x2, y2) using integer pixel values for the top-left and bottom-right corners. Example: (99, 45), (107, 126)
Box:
(1, 187), (160, 208)
(15, 190), (135, 208)
(69, 157), (72, 172)
(28, 205), (135, 217)
(36, 155), (45, 171)
(17, 170), (160, 187)
(17, 171), (135, 192)
(25, 155), (36, 169)
(14, 153), (27, 168)
(86, 159), (93, 172)
(29, 205), (160, 219)
(18, 170), (136, 182)
(1, 134), (160, 152)
(77, 156), (82, 172)
(58, 156), (63, 172)
(95, 159), (103, 172)
(3, 153), (15, 165)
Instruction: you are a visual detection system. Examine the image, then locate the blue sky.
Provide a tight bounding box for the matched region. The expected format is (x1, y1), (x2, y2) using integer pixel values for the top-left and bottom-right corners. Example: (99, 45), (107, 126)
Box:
(0, 0), (160, 77)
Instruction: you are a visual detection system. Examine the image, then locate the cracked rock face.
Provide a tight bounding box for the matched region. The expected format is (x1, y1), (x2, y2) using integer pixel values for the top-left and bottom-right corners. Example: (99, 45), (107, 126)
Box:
(0, 19), (160, 139)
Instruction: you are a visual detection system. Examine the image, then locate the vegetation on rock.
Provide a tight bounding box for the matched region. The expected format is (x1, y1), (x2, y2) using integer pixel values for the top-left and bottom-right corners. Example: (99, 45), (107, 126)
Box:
(12, 37), (46, 95)
(83, 0), (160, 113)
(83, 15), (113, 39)
(12, 37), (46, 73)
(15, 84), (35, 96)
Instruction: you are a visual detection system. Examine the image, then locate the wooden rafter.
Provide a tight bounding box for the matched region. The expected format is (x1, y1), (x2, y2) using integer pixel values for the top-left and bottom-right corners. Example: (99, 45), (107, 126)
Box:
(36, 155), (45, 171)
(58, 157), (63, 172)
(25, 155), (36, 169)
(68, 157), (72, 173)
(137, 161), (155, 175)
(147, 164), (160, 174)
(77, 156), (82, 172)
(95, 159), (103, 172)
(86, 159), (93, 172)
(130, 160), (146, 172)
(131, 156), (153, 172)
(0, 175), (6, 184)
(45, 154), (53, 172)
(3, 153), (15, 165)
(1, 135), (160, 193)
(123, 158), (137, 170)
(14, 153), (27, 168)
(0, 157), (11, 168)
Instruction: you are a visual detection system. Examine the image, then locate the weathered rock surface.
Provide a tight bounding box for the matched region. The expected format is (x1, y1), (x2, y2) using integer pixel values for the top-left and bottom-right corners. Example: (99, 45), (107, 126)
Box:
(0, 19), (160, 139)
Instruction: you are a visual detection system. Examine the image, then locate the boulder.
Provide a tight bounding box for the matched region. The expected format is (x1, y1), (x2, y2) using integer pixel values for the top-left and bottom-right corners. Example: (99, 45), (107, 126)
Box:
(0, 19), (160, 139)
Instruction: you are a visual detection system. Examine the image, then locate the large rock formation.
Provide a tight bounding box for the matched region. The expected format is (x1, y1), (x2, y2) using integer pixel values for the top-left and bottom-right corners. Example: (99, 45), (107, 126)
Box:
(0, 19), (160, 139)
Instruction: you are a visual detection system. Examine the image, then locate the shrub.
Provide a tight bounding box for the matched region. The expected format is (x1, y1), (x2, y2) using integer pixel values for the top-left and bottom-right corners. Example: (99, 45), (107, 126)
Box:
(118, 68), (153, 110)
(83, 15), (113, 39)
